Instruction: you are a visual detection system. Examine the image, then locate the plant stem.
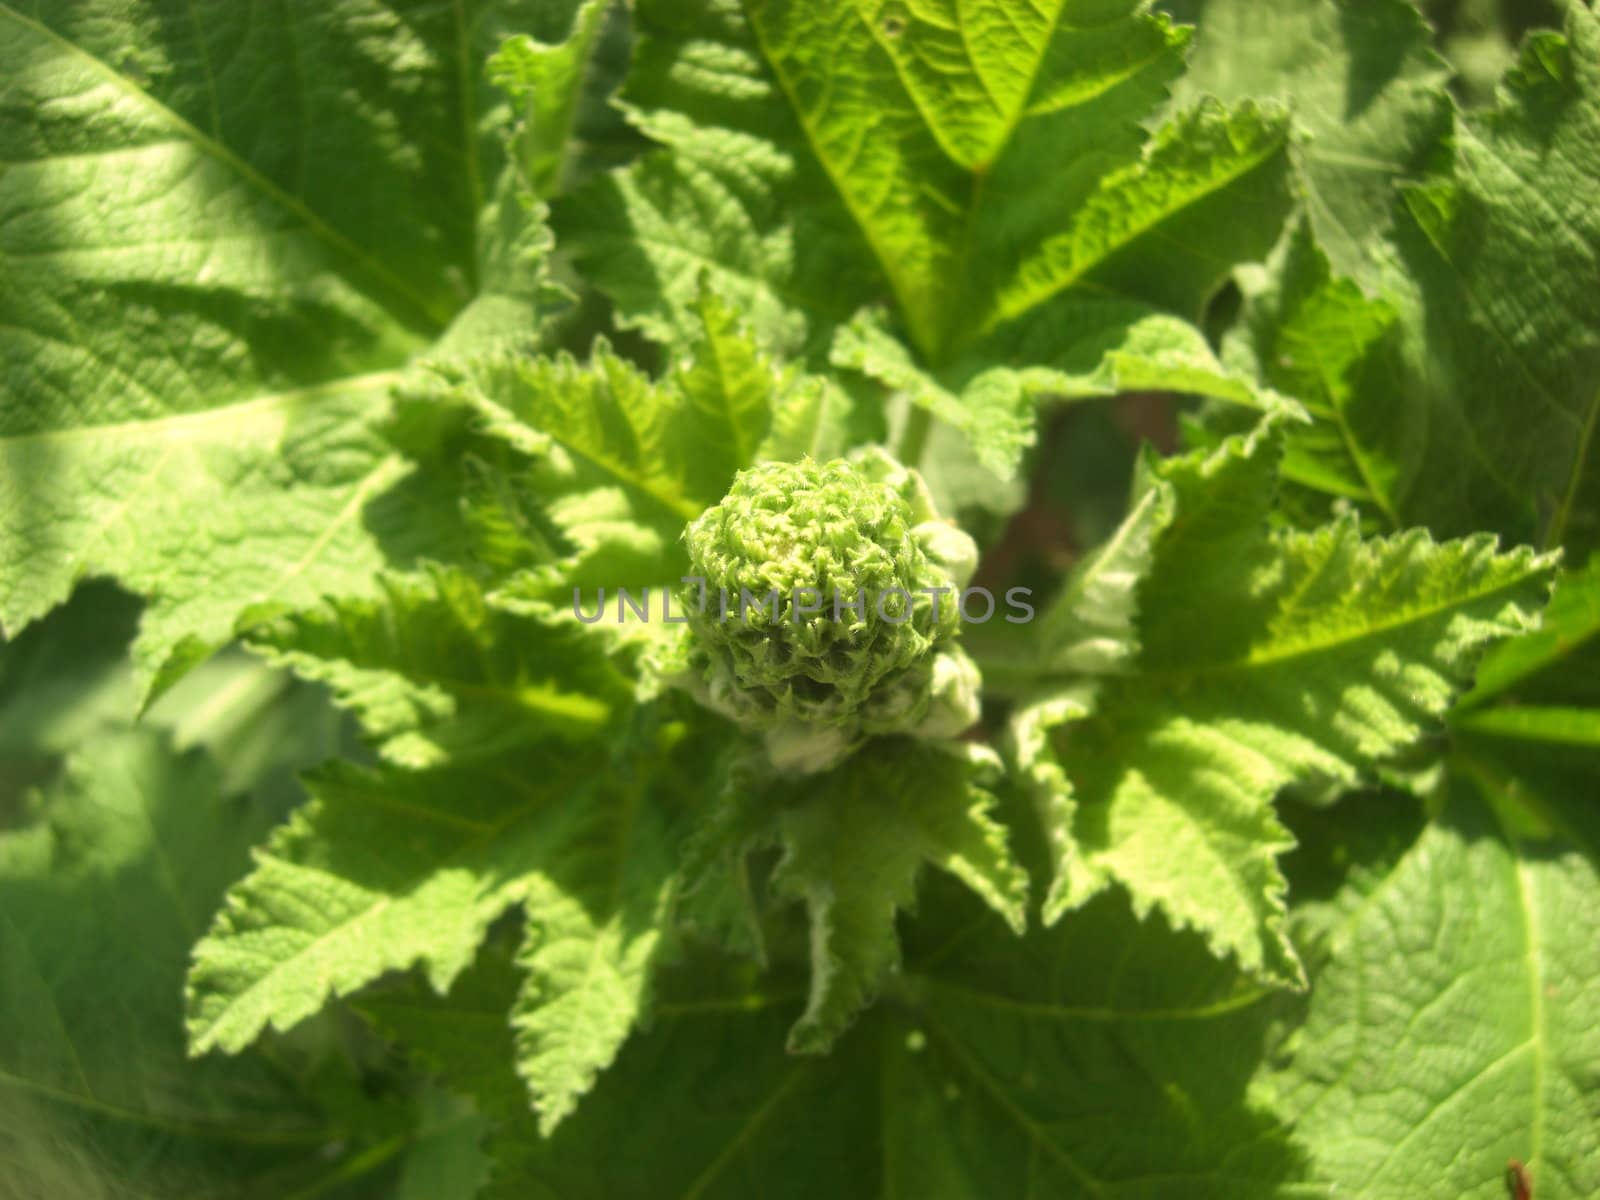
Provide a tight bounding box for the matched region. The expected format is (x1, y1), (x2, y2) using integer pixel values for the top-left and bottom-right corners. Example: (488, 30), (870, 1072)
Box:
(1547, 378), (1600, 550)
(896, 403), (934, 468)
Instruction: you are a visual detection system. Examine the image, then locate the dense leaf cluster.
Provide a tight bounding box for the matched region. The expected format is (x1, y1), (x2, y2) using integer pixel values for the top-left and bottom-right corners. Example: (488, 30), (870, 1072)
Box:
(2, 1), (1597, 1197)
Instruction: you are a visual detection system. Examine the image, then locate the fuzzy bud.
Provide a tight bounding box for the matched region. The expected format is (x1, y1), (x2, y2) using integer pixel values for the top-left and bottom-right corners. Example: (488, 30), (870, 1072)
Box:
(669, 454), (981, 771)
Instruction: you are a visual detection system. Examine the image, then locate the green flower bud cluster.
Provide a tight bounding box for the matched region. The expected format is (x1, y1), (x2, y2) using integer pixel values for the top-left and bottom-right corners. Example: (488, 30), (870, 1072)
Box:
(665, 451), (981, 772)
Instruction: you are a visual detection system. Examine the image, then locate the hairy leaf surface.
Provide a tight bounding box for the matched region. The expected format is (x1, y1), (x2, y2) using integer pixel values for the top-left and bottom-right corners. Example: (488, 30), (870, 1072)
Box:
(557, 0), (1292, 473)
(0, 0), (558, 697)
(245, 567), (633, 768)
(1268, 785), (1600, 1198)
(1019, 423), (1555, 986)
(1226, 222), (1406, 528)
(0, 728), (409, 1197)
(1168, 0), (1451, 278)
(1207, 3), (1600, 553)
(767, 743), (1029, 1052)
(371, 894), (1305, 1199)
(185, 745), (678, 1132)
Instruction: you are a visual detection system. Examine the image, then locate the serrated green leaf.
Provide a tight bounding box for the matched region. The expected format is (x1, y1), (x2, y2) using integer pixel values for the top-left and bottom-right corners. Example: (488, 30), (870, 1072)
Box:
(392, 286), (783, 606)
(244, 567), (632, 768)
(889, 892), (1305, 1199)
(1008, 693), (1095, 925)
(510, 778), (675, 1134)
(559, 0), (1290, 363)
(912, 414), (1031, 528)
(740, 0), (1195, 352)
(1462, 554), (1600, 709)
(185, 758), (584, 1054)
(513, 719), (734, 1134)
(673, 283), (782, 474)
(1465, 553), (1600, 713)
(185, 744), (680, 1133)
(765, 742), (1028, 1052)
(1021, 693), (1307, 988)
(556, 0), (1294, 478)
(1167, 0), (1452, 279)
(444, 349), (714, 523)
(842, 0), (1092, 172)
(1184, 5), (1600, 556)
(490, 0), (615, 200)
(0, 729), (400, 1197)
(425, 286), (786, 528)
(678, 742), (1030, 1054)
(393, 894), (1305, 1199)
(0, 1), (550, 698)
(828, 312), (1040, 475)
(1020, 423), (1556, 986)
(670, 749), (783, 963)
(434, 186), (568, 359)
(359, 947), (535, 1129)
(1394, 6), (1600, 553)
(983, 97), (1292, 334)
(756, 374), (858, 464)
(500, 487), (676, 601)
(1449, 553), (1600, 813)
(1267, 782), (1600, 1198)
(1227, 220), (1406, 527)
(553, 0), (878, 357)
(1034, 471), (1175, 675)
(383, 371), (677, 594)
(373, 951), (855, 1200)
(832, 299), (1272, 476)
(0, 380), (419, 702)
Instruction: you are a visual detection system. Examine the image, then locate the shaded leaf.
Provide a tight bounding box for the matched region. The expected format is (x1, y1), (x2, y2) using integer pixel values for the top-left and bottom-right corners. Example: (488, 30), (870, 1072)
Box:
(185, 744), (680, 1133)
(1167, 0), (1451, 278)
(1268, 782), (1600, 1198)
(0, 729), (403, 1198)
(0, 0), (550, 696)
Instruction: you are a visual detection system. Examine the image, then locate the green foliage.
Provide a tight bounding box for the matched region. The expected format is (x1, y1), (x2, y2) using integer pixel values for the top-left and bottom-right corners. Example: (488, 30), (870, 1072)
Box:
(667, 455), (982, 769)
(0, 687), (422, 1198)
(3, 0), (1599, 1196)
(0, 0), (543, 700)
(556, 0), (1294, 474)
(183, 739), (682, 1135)
(1267, 784), (1600, 1197)
(366, 891), (1307, 1199)
(244, 566), (634, 768)
(749, 742), (1027, 1052)
(1013, 422), (1554, 987)
(1168, 0), (1452, 278)
(1204, 0), (1600, 554)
